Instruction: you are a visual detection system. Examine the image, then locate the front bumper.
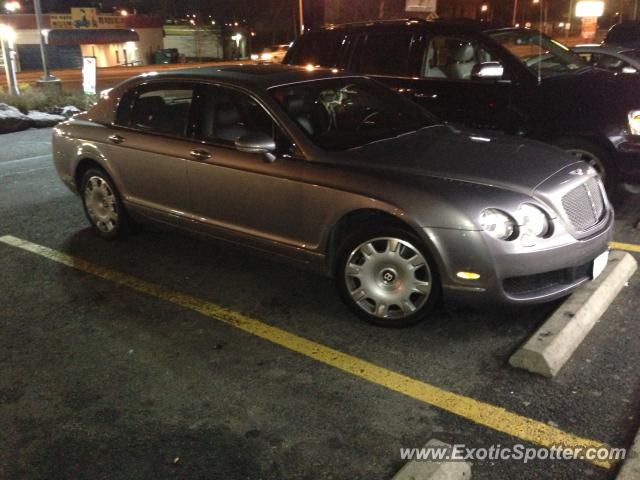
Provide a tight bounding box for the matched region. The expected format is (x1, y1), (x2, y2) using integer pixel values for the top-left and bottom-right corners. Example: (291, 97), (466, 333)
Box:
(612, 135), (640, 183)
(423, 211), (613, 306)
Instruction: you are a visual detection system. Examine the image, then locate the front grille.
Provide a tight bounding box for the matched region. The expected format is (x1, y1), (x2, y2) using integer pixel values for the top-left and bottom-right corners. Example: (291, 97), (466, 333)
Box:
(561, 178), (605, 232)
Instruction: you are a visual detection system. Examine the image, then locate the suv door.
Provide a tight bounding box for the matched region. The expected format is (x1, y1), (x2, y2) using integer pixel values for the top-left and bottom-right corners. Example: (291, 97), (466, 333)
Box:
(108, 81), (196, 222)
(186, 84), (305, 247)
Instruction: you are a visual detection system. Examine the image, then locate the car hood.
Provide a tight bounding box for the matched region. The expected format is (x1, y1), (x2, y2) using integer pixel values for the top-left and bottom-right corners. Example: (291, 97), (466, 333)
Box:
(344, 126), (577, 195)
(542, 68), (640, 109)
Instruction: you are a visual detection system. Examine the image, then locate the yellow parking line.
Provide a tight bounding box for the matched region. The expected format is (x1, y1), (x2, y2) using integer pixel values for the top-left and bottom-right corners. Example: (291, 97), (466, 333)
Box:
(610, 241), (640, 253)
(0, 234), (617, 469)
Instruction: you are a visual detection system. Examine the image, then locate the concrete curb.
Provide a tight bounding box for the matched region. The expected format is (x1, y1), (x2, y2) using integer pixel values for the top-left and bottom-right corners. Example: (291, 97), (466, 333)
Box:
(509, 250), (637, 377)
(392, 439), (471, 480)
(616, 425), (640, 480)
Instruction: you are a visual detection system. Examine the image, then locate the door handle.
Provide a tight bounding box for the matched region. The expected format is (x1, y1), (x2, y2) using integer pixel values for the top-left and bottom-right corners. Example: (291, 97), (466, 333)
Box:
(413, 92), (435, 99)
(108, 134), (125, 144)
(190, 149), (211, 161)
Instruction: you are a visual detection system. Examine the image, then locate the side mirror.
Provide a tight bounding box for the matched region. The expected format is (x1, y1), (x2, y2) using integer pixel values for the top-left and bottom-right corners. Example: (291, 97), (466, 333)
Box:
(471, 61), (505, 80)
(235, 132), (277, 162)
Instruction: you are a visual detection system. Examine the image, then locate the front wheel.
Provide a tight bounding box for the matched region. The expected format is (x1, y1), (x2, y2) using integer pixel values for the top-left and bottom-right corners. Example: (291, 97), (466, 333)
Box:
(335, 227), (441, 327)
(554, 138), (616, 194)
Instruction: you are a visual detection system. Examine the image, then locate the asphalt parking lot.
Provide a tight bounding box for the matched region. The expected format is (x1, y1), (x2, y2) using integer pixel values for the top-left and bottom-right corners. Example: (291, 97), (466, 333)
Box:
(1, 127), (640, 479)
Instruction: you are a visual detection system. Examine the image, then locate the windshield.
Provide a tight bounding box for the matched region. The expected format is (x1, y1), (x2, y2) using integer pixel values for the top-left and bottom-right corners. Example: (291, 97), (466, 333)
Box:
(488, 30), (587, 78)
(269, 78), (439, 150)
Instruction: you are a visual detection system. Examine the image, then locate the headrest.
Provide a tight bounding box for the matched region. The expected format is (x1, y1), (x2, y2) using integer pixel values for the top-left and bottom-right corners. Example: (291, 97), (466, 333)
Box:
(454, 44), (475, 62)
(285, 95), (308, 115)
(133, 96), (166, 124)
(215, 103), (242, 127)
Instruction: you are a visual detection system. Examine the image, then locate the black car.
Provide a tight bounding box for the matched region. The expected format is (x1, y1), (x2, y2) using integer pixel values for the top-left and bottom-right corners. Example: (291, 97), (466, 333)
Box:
(284, 19), (640, 192)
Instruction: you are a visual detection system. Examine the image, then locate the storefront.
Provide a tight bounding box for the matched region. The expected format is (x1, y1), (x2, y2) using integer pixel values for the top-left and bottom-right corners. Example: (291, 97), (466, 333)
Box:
(0, 9), (164, 71)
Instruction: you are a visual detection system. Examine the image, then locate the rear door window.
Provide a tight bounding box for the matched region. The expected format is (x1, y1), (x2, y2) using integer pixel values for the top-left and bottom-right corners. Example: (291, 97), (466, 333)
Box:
(118, 83), (196, 138)
(350, 32), (416, 76)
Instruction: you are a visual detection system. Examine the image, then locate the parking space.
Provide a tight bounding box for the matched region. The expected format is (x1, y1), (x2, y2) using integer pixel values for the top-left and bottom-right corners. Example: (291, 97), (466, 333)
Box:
(1, 128), (640, 479)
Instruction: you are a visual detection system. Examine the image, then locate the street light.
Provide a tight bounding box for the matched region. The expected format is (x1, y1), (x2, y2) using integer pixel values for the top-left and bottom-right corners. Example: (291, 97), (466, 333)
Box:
(4, 1), (20, 13)
(481, 4), (489, 12)
(0, 24), (19, 95)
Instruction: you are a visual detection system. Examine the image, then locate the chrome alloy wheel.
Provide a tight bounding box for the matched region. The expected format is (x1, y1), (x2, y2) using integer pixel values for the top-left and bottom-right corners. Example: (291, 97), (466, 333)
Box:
(566, 148), (606, 182)
(84, 176), (119, 233)
(344, 237), (432, 319)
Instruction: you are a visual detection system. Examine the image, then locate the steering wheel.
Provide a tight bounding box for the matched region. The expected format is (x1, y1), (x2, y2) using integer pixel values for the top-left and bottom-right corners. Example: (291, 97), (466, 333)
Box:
(357, 111), (381, 131)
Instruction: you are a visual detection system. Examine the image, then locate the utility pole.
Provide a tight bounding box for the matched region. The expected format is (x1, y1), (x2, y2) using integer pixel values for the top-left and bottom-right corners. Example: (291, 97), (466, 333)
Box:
(565, 0), (573, 39)
(298, 0), (304, 36)
(33, 0), (58, 84)
(379, 0), (385, 19)
(512, 0), (519, 25)
(0, 27), (19, 96)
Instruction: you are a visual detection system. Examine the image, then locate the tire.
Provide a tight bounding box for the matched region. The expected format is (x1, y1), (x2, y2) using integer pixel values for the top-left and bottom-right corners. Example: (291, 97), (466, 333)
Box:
(335, 226), (441, 327)
(80, 167), (130, 239)
(554, 138), (617, 194)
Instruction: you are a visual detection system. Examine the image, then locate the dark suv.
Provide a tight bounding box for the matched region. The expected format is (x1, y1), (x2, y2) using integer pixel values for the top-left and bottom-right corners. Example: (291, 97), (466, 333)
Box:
(604, 20), (640, 47)
(284, 19), (640, 192)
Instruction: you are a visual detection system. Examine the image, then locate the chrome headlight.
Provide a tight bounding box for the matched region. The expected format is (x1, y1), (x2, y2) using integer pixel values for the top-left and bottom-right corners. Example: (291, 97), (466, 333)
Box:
(479, 208), (517, 240)
(628, 110), (640, 135)
(517, 204), (550, 238)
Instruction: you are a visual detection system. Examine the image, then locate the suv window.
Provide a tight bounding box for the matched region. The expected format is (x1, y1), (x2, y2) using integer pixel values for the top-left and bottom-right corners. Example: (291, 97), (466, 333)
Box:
(195, 86), (275, 145)
(423, 36), (495, 80)
(119, 84), (195, 137)
(351, 32), (415, 76)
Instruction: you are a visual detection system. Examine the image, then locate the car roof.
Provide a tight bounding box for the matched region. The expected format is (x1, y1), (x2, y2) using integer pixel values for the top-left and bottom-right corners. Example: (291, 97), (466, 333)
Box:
(316, 17), (505, 34)
(136, 64), (348, 90)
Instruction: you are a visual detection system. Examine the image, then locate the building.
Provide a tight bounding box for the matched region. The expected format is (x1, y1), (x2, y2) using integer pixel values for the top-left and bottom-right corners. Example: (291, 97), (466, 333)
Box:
(0, 8), (164, 71)
(163, 24), (249, 61)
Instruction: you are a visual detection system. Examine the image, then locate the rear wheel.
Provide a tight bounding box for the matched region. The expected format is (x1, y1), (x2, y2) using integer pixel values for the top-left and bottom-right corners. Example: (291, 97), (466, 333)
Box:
(335, 227), (441, 327)
(80, 168), (130, 239)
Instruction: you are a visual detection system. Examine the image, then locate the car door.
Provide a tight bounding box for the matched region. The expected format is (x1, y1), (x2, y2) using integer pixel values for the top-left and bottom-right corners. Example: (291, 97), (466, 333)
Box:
(185, 84), (305, 247)
(106, 81), (196, 223)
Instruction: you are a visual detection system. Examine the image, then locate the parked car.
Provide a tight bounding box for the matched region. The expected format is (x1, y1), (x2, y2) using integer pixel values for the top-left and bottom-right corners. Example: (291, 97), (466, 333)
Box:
(603, 21), (640, 48)
(253, 44), (290, 63)
(284, 20), (640, 193)
(53, 65), (613, 327)
(573, 44), (640, 74)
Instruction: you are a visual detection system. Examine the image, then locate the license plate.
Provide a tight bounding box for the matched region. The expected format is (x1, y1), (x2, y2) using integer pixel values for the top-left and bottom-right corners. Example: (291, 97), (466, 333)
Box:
(592, 250), (609, 280)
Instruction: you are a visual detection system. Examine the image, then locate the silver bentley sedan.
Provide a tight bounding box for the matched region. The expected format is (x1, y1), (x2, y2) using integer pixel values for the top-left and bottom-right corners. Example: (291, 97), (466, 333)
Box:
(53, 65), (613, 327)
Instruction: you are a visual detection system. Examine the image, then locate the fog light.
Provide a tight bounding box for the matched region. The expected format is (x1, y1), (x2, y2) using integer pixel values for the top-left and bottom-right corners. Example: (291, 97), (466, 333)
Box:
(457, 271), (481, 280)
